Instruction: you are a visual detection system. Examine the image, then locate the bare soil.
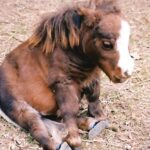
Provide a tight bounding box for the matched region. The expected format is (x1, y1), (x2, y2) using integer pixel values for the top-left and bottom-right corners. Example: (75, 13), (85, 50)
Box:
(0, 0), (150, 150)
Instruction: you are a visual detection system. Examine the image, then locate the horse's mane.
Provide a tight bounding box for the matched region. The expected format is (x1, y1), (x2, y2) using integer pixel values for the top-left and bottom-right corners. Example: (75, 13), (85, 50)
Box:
(28, 0), (120, 54)
(28, 8), (81, 54)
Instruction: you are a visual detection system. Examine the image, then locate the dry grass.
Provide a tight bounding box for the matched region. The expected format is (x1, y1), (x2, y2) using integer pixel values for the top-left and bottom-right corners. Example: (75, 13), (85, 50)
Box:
(0, 0), (150, 149)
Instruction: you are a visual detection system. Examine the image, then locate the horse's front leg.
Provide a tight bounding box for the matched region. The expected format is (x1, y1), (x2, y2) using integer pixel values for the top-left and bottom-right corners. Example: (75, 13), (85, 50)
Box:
(84, 79), (105, 120)
(82, 79), (109, 139)
(54, 79), (81, 148)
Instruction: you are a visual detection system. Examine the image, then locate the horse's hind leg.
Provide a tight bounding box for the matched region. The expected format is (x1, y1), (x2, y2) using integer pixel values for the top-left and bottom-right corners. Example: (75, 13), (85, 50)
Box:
(5, 100), (61, 150)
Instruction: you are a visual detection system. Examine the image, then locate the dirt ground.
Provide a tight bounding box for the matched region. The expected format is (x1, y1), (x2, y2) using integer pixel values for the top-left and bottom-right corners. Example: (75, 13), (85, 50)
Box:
(0, 0), (150, 150)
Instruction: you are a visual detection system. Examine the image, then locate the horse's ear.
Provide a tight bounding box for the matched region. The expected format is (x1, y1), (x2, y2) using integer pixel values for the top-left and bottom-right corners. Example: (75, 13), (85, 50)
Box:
(89, 0), (120, 14)
(89, 0), (118, 8)
(89, 0), (100, 9)
(77, 7), (102, 27)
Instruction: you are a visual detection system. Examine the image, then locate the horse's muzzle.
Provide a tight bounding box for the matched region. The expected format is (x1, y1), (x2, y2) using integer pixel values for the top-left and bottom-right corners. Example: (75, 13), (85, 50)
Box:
(112, 75), (129, 83)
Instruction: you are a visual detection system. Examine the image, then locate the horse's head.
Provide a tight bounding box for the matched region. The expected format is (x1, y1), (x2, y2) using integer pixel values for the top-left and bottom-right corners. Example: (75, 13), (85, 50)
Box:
(28, 0), (134, 83)
(78, 0), (134, 83)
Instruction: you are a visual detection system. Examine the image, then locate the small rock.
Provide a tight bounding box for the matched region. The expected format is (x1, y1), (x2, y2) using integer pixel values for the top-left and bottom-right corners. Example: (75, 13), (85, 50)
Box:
(124, 144), (132, 150)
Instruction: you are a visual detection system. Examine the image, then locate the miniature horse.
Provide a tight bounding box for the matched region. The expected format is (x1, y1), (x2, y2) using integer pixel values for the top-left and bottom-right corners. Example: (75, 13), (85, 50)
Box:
(0, 0), (134, 149)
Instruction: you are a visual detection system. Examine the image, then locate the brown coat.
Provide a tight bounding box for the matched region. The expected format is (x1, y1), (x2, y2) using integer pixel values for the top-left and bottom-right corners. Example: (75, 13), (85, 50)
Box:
(0, 1), (132, 149)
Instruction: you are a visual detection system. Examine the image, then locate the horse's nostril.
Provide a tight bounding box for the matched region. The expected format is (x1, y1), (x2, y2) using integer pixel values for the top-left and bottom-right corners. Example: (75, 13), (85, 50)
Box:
(130, 55), (134, 59)
(124, 71), (131, 77)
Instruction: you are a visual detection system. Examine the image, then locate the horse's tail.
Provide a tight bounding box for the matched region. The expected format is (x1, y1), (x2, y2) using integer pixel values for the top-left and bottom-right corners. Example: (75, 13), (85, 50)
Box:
(0, 94), (19, 127)
(0, 108), (20, 127)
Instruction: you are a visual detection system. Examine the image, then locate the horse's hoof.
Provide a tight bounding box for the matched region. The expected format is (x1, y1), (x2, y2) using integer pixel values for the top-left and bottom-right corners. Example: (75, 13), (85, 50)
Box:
(88, 120), (109, 140)
(57, 142), (81, 150)
(58, 142), (72, 150)
(71, 147), (81, 150)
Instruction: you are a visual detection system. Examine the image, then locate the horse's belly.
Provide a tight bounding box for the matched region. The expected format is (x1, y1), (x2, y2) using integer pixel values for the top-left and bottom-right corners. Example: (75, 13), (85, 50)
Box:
(29, 96), (58, 116)
(22, 84), (58, 115)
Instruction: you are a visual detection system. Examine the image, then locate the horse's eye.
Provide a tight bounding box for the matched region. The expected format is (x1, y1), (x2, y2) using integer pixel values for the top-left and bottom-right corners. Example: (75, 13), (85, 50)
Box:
(102, 41), (113, 50)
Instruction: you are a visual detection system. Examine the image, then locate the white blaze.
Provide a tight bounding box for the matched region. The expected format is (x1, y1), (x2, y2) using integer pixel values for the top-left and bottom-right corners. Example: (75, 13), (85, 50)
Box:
(117, 20), (134, 76)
